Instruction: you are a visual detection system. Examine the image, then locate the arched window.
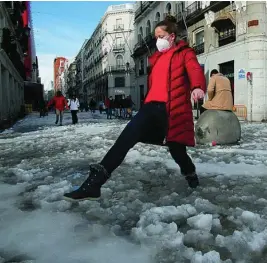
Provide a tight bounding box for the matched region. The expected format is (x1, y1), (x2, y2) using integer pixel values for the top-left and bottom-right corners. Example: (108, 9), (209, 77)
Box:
(146, 20), (151, 36)
(139, 26), (143, 36)
(155, 12), (160, 23)
(166, 3), (171, 14)
(116, 55), (123, 66)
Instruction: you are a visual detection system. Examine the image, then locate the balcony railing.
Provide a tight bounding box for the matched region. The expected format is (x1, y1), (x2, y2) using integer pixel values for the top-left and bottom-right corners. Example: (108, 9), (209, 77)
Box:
(186, 1), (202, 18)
(193, 42), (204, 55)
(113, 24), (124, 31)
(113, 44), (125, 52)
(109, 65), (127, 72)
(218, 28), (236, 47)
(135, 1), (153, 20)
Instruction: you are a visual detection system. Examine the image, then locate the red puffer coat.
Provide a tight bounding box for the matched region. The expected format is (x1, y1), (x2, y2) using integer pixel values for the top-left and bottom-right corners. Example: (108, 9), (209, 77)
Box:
(48, 95), (68, 111)
(147, 40), (206, 146)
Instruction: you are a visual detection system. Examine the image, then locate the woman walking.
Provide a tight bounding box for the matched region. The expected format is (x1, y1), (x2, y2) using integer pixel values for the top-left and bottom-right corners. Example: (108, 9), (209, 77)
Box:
(69, 95), (80, 124)
(64, 15), (206, 201)
(48, 90), (69, 126)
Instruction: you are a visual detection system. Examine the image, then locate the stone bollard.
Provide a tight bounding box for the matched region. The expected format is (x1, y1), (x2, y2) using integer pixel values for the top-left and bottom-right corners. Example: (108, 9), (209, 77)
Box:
(195, 110), (241, 145)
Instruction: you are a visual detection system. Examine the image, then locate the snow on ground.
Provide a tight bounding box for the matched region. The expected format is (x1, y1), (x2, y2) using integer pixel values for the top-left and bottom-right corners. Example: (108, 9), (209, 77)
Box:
(1, 111), (267, 263)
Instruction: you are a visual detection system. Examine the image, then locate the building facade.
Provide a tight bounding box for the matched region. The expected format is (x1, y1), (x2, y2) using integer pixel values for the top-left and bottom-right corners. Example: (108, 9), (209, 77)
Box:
(75, 40), (87, 102)
(53, 56), (68, 92)
(132, 1), (185, 109)
(186, 1), (267, 122)
(82, 3), (135, 103)
(132, 1), (267, 121)
(22, 1), (38, 83)
(0, 1), (33, 125)
(66, 61), (76, 97)
(59, 58), (76, 97)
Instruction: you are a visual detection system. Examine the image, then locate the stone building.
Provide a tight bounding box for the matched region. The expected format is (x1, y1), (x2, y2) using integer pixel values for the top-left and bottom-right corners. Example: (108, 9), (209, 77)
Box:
(82, 3), (135, 103)
(185, 1), (267, 122)
(132, 1), (267, 121)
(132, 1), (184, 109)
(0, 2), (29, 125)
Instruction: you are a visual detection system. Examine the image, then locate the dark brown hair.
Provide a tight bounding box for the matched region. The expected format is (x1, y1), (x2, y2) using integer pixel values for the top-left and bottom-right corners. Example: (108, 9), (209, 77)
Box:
(155, 15), (180, 43)
(210, 69), (219, 77)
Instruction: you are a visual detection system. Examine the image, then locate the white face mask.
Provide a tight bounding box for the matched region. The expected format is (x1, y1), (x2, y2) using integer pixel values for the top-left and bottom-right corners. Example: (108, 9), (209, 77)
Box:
(156, 37), (171, 52)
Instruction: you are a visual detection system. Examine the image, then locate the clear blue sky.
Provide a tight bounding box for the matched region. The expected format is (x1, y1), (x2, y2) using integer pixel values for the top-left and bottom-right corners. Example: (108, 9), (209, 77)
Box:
(31, 1), (130, 89)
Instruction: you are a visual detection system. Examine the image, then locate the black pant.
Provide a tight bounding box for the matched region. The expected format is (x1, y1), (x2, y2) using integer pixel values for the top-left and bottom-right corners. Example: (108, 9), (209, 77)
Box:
(71, 110), (78, 124)
(107, 108), (112, 119)
(100, 102), (195, 175)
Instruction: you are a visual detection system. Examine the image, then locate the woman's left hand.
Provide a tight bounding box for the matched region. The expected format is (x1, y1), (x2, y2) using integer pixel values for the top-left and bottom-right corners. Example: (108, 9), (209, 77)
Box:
(191, 88), (205, 102)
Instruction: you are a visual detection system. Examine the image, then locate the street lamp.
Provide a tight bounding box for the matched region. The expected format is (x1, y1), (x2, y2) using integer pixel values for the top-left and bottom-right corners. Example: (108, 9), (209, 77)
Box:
(24, 25), (31, 37)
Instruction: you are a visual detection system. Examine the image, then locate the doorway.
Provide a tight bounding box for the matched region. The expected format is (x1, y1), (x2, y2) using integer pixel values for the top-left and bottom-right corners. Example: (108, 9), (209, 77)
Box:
(219, 60), (235, 103)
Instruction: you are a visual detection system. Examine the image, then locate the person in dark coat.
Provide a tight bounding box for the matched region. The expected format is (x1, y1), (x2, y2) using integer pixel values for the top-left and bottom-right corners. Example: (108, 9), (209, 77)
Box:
(89, 98), (97, 113)
(39, 99), (46, 118)
(64, 15), (206, 202)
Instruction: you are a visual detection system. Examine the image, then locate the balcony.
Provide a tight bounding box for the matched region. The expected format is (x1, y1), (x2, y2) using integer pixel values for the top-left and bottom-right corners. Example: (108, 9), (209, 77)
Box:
(132, 32), (155, 58)
(135, 1), (154, 21)
(109, 65), (126, 72)
(193, 42), (204, 55)
(186, 2), (202, 18)
(114, 24), (124, 31)
(184, 1), (232, 27)
(218, 28), (236, 47)
(113, 44), (125, 53)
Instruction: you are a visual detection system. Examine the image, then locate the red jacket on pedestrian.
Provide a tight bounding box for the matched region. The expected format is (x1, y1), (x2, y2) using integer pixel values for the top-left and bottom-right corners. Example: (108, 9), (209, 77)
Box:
(105, 98), (110, 108)
(48, 95), (69, 111)
(146, 40), (206, 147)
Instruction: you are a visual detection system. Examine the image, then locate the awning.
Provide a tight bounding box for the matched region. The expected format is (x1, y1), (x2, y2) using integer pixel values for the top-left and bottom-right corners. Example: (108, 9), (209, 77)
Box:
(211, 14), (235, 31)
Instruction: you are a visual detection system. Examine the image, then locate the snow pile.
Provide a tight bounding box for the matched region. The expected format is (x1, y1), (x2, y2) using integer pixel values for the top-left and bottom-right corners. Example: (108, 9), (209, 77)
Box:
(0, 113), (267, 262)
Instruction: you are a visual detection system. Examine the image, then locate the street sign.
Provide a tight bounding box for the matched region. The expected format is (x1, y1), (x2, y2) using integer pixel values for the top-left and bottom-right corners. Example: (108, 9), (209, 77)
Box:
(238, 69), (246, 79)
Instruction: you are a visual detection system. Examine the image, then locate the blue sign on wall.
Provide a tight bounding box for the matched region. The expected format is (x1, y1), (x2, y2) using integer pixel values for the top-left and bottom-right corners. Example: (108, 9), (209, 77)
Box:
(238, 69), (245, 79)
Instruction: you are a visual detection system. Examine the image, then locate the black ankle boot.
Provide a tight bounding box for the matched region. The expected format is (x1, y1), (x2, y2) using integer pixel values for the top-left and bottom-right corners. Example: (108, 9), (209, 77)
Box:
(184, 173), (199, 188)
(63, 164), (110, 201)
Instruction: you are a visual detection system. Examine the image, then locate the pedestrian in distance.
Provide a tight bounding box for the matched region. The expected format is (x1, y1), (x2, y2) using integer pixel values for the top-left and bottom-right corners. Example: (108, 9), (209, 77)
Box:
(63, 15), (206, 202)
(68, 94), (80, 125)
(47, 90), (69, 126)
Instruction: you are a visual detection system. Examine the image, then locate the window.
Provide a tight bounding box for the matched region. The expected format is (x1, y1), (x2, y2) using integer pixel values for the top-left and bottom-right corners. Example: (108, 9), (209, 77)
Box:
(146, 20), (151, 36)
(166, 3), (171, 14)
(139, 59), (144, 75)
(155, 12), (160, 23)
(116, 37), (123, 45)
(115, 77), (125, 87)
(116, 55), (123, 66)
(116, 18), (122, 26)
(139, 26), (143, 36)
(195, 30), (204, 45)
(193, 29), (204, 55)
(115, 18), (123, 30)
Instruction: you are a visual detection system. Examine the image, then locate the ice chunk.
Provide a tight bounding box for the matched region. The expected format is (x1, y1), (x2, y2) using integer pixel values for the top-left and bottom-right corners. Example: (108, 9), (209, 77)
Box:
(187, 214), (213, 232)
(194, 198), (220, 214)
(240, 211), (266, 231)
(184, 229), (214, 246)
(191, 250), (221, 263)
(215, 229), (267, 260)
